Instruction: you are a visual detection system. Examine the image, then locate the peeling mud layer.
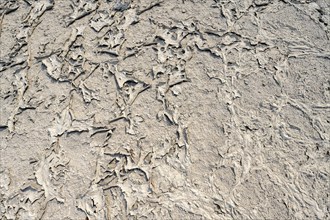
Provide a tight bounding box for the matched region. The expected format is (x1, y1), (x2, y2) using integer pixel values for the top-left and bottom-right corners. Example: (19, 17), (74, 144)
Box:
(0, 0), (330, 219)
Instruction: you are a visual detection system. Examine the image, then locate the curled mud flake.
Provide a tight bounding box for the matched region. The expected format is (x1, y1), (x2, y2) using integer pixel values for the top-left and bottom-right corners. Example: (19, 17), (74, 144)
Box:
(35, 150), (69, 203)
(97, 28), (125, 56)
(90, 127), (114, 147)
(62, 26), (86, 57)
(126, 117), (136, 135)
(155, 29), (183, 48)
(89, 11), (114, 32)
(48, 106), (73, 143)
(90, 126), (115, 137)
(7, 26), (29, 59)
(79, 82), (100, 103)
(136, 0), (163, 15)
(114, 70), (134, 88)
(221, 33), (239, 46)
(6, 67), (29, 132)
(113, 0), (130, 12)
(156, 82), (169, 102)
(168, 70), (190, 87)
(156, 46), (171, 63)
(22, 0), (54, 26)
(123, 47), (140, 59)
(254, 0), (270, 7)
(112, 68), (151, 105)
(195, 41), (222, 58)
(66, 0), (99, 27)
(152, 64), (167, 79)
(161, 100), (179, 125)
(76, 185), (106, 219)
(121, 9), (139, 30)
(171, 85), (182, 96)
(176, 46), (193, 61)
(125, 81), (151, 105)
(127, 169), (148, 185)
(20, 182), (44, 204)
(114, 174), (151, 213)
(35, 46), (62, 61)
(0, 1), (19, 15)
(176, 123), (188, 148)
(2, 57), (26, 71)
(103, 186), (127, 218)
(42, 54), (63, 80)
(125, 115), (143, 135)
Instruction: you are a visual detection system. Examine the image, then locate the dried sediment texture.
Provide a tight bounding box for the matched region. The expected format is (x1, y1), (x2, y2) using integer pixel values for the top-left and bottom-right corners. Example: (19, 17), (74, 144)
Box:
(0, 0), (329, 219)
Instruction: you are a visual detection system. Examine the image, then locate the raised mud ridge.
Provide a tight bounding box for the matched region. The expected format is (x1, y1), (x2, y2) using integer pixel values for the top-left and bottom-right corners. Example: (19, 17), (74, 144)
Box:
(0, 0), (329, 219)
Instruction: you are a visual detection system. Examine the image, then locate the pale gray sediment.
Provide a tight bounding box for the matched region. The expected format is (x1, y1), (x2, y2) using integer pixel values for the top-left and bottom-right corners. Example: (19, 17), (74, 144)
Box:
(0, 0), (329, 219)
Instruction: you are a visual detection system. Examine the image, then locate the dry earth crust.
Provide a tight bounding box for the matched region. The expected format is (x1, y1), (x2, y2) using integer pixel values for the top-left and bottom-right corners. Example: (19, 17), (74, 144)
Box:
(0, 0), (330, 219)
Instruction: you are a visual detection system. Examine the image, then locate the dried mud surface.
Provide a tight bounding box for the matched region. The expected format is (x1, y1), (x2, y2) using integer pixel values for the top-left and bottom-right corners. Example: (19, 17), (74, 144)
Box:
(0, 0), (330, 219)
